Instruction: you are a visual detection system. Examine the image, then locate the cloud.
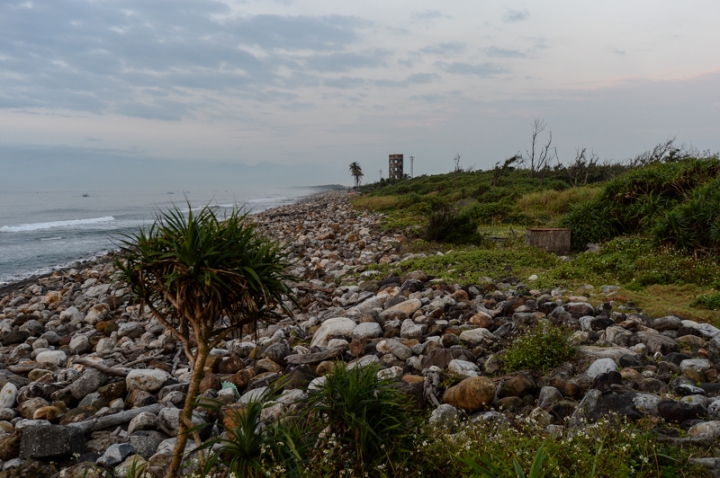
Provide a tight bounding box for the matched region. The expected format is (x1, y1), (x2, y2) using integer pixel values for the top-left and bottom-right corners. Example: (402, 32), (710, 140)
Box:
(435, 61), (507, 77)
(303, 50), (388, 72)
(0, 1), (373, 119)
(420, 42), (467, 55)
(485, 47), (527, 58)
(411, 10), (443, 21)
(373, 72), (439, 88)
(503, 9), (529, 22)
(324, 76), (366, 89)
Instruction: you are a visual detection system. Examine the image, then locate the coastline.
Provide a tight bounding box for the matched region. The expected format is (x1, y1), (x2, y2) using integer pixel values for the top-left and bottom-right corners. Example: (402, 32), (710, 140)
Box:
(0, 186), (345, 291)
(0, 188), (716, 476)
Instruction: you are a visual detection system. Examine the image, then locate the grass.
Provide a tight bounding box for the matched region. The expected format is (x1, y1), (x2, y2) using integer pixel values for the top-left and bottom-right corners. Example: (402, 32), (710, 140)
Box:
(361, 242), (561, 286)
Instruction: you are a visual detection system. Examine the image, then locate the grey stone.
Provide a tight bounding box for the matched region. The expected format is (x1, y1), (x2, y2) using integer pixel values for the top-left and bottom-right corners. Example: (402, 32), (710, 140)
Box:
(352, 322), (383, 341)
(97, 443), (135, 466)
(569, 389), (602, 427)
(428, 404), (458, 428)
(19, 424), (85, 459)
(69, 335), (92, 355)
(585, 358), (618, 379)
(69, 368), (108, 400)
(128, 431), (165, 459)
(538, 386), (563, 409)
(128, 412), (159, 435)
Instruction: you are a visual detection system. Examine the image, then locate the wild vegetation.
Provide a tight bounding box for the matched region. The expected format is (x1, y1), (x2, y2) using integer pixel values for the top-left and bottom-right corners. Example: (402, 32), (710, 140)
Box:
(116, 205), (294, 478)
(353, 137), (720, 322)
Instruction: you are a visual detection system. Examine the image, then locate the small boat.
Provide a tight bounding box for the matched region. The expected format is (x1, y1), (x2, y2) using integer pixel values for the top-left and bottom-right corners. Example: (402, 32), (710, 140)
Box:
(82, 193), (90, 197)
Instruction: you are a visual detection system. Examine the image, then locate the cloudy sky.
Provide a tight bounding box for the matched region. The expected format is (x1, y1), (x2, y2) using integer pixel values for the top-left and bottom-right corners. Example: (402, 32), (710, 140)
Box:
(1, 0), (720, 187)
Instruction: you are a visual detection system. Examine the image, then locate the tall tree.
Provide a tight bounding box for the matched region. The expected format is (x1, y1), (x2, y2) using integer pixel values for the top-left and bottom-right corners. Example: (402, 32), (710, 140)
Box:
(349, 162), (364, 188)
(115, 205), (295, 478)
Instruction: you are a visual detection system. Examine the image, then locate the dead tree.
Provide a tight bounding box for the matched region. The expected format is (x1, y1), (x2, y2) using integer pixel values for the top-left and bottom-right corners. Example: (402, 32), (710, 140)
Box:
(567, 147), (600, 187)
(524, 119), (557, 178)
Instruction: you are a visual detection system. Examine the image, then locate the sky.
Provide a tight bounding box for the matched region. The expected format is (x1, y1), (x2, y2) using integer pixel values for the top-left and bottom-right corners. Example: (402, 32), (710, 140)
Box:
(1, 0), (720, 188)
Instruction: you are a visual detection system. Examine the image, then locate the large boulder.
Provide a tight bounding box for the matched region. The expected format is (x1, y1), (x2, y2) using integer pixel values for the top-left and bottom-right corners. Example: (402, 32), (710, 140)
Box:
(443, 376), (495, 412)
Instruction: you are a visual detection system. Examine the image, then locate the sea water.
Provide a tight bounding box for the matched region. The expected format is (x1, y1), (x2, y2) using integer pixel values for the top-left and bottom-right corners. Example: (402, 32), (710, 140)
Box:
(0, 185), (314, 286)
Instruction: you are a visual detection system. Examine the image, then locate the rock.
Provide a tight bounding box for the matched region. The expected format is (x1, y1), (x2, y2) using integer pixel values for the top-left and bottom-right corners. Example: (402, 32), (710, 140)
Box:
(633, 394), (661, 414)
(632, 331), (678, 355)
(85, 303), (110, 325)
(262, 341), (291, 364)
(99, 381), (127, 401)
(578, 346), (637, 363)
(585, 358), (618, 379)
(428, 404), (458, 428)
(35, 350), (68, 367)
(680, 358), (712, 375)
(60, 306), (84, 322)
(353, 322), (383, 341)
(569, 389), (602, 427)
(126, 369), (171, 393)
(310, 317), (357, 348)
(658, 400), (706, 423)
(386, 298), (422, 316)
(218, 355), (244, 374)
(681, 320), (720, 339)
(498, 373), (535, 398)
(19, 424), (84, 459)
(538, 386), (563, 409)
(1, 331), (29, 346)
(69, 335), (92, 355)
(128, 431), (165, 459)
(443, 376), (495, 412)
(157, 408), (205, 437)
(128, 412), (159, 435)
(400, 319), (425, 339)
(377, 339), (412, 361)
(69, 369), (108, 400)
(17, 398), (50, 419)
(652, 316), (683, 331)
(0, 433), (21, 461)
(458, 328), (496, 347)
(32, 406), (62, 421)
(97, 443), (135, 467)
(565, 302), (595, 319)
(0, 384), (17, 409)
(687, 421), (720, 441)
(376, 366), (403, 381)
(448, 359), (480, 378)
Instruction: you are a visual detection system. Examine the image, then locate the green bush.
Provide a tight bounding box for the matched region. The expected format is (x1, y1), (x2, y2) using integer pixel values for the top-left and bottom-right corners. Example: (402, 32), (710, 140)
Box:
(504, 324), (576, 372)
(560, 158), (720, 251)
(425, 208), (484, 245)
(304, 362), (417, 475)
(653, 177), (720, 252)
(691, 292), (720, 311)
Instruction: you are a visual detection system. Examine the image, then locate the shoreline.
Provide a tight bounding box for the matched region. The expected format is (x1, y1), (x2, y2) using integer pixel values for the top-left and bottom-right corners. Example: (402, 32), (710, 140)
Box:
(1, 188), (716, 476)
(0, 186), (347, 292)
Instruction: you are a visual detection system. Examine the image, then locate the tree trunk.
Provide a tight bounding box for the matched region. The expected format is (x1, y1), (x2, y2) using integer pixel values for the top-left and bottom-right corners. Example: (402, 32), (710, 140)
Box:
(166, 342), (209, 478)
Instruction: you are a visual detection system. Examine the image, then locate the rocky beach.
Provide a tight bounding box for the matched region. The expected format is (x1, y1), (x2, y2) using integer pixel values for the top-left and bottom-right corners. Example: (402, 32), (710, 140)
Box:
(1, 190), (720, 476)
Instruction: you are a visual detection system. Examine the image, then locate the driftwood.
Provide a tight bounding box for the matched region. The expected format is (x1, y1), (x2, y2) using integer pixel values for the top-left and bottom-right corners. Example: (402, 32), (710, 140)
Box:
(74, 359), (129, 377)
(68, 403), (163, 434)
(296, 282), (334, 295)
(285, 348), (342, 365)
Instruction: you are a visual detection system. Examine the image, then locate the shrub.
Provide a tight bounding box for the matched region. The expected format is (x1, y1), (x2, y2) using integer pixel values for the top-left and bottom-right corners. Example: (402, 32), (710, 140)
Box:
(691, 292), (720, 311)
(425, 208), (484, 245)
(504, 324), (576, 372)
(304, 362), (417, 474)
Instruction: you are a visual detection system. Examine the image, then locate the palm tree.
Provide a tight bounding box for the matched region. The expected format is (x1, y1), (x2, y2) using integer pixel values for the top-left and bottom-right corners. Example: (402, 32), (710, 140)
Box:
(115, 205), (295, 478)
(349, 162), (364, 188)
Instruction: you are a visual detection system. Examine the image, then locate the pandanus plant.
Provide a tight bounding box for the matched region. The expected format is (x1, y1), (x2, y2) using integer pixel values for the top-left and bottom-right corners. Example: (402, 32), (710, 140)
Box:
(115, 204), (295, 478)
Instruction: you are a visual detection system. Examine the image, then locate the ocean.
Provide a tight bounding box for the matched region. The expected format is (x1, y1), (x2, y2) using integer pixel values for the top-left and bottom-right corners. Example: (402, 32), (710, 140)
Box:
(0, 185), (317, 286)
